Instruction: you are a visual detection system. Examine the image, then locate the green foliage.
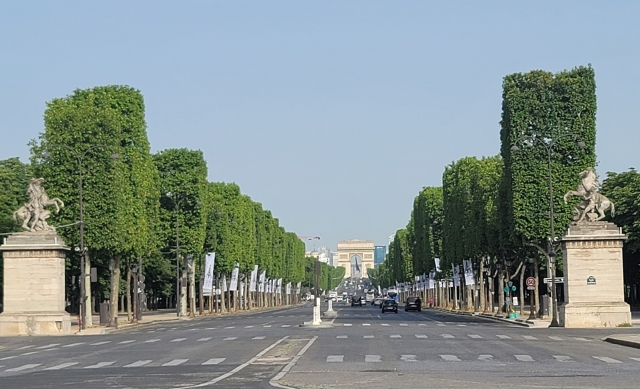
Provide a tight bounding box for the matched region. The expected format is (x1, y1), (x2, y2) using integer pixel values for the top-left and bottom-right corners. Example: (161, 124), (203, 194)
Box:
(411, 186), (443, 276)
(499, 66), (597, 250)
(0, 158), (29, 235)
(601, 169), (640, 254)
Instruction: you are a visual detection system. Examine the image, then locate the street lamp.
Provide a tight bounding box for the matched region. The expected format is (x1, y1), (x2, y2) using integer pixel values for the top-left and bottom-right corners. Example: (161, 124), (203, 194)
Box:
(511, 133), (585, 328)
(43, 145), (119, 331)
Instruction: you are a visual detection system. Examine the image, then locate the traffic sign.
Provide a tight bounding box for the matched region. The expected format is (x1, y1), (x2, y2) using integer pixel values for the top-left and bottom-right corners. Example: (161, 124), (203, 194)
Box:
(511, 285), (516, 291)
(503, 287), (509, 293)
(507, 281), (513, 287)
(526, 277), (536, 287)
(543, 277), (564, 283)
(527, 286), (536, 290)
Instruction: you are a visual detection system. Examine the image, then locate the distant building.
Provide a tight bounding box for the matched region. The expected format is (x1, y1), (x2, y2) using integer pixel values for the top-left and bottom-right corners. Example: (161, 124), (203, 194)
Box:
(374, 246), (386, 268)
(306, 246), (331, 265)
(336, 239), (375, 278)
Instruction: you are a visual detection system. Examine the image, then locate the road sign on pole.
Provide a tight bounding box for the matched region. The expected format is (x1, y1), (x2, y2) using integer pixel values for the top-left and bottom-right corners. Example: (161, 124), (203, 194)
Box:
(543, 277), (564, 284)
(526, 277), (536, 287)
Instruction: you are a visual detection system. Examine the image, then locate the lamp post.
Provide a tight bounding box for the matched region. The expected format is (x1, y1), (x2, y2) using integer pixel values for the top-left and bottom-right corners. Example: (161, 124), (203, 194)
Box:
(511, 133), (585, 328)
(43, 145), (118, 330)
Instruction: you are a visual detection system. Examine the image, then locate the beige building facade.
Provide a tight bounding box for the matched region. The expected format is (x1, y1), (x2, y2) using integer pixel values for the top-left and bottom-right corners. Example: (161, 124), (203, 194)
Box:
(336, 239), (375, 278)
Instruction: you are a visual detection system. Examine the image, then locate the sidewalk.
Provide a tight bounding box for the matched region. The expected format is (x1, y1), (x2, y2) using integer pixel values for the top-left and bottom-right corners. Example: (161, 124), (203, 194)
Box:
(604, 311), (640, 349)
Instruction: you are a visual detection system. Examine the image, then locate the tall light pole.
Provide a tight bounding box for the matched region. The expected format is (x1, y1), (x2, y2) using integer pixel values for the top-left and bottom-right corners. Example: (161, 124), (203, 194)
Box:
(511, 134), (585, 328)
(43, 145), (118, 330)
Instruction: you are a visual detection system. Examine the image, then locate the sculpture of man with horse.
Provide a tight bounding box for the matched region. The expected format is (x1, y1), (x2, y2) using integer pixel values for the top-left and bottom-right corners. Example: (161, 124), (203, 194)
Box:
(563, 167), (614, 223)
(13, 178), (64, 232)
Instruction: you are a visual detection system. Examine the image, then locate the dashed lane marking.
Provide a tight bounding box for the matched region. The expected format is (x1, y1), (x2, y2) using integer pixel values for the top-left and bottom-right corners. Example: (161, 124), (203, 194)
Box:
(6, 364), (40, 372)
(171, 338), (187, 342)
(593, 356), (622, 364)
(90, 341), (111, 346)
(440, 355), (461, 362)
(365, 355), (381, 363)
(515, 355), (534, 362)
(400, 355), (417, 362)
(84, 362), (115, 369)
(202, 358), (226, 365)
(327, 355), (343, 363)
(124, 360), (152, 367)
(162, 359), (188, 366)
(415, 334), (428, 339)
(553, 356), (572, 362)
(253, 336), (266, 340)
(45, 362), (79, 370)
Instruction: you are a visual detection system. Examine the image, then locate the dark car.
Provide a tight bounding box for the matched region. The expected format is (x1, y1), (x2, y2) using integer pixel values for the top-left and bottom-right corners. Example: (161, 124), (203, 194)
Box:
(351, 295), (363, 307)
(405, 296), (422, 312)
(381, 299), (398, 313)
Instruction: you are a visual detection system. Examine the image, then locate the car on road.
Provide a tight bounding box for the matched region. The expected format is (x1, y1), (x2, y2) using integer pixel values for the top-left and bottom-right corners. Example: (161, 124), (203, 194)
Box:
(351, 295), (363, 306)
(381, 298), (398, 313)
(372, 297), (383, 307)
(405, 296), (422, 312)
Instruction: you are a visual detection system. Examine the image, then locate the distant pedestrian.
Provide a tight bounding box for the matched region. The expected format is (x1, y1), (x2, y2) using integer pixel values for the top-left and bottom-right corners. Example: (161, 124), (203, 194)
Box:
(429, 298), (434, 308)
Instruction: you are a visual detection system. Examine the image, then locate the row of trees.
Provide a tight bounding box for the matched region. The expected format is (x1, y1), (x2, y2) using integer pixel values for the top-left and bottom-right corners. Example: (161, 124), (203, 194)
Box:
(0, 85), (315, 322)
(371, 65), (640, 310)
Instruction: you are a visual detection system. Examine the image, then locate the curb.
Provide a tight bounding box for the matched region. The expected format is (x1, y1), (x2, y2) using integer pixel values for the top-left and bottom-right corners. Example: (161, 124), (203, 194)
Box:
(433, 308), (533, 327)
(603, 336), (640, 350)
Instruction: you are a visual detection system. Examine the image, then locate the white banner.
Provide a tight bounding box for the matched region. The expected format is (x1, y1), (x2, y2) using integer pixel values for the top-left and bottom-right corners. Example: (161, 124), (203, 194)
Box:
(249, 265), (258, 292)
(230, 263), (240, 291)
(453, 264), (461, 287)
(463, 259), (475, 286)
(276, 278), (282, 294)
(259, 271), (266, 292)
(203, 253), (216, 294)
(222, 275), (227, 292)
(434, 258), (441, 272)
(286, 282), (291, 295)
(295, 282), (301, 294)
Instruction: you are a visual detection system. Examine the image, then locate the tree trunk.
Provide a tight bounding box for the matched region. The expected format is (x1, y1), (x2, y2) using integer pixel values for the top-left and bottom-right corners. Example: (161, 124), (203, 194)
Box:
(126, 261), (132, 322)
(498, 270), (505, 316)
(108, 255), (121, 327)
(132, 265), (138, 324)
(84, 253), (93, 327)
(479, 259), (486, 312)
(180, 260), (188, 316)
(199, 276), (204, 316)
(534, 263), (540, 318)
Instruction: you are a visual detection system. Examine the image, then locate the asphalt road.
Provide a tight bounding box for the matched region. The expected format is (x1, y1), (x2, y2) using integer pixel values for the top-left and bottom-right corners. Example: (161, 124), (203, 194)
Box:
(1, 302), (640, 389)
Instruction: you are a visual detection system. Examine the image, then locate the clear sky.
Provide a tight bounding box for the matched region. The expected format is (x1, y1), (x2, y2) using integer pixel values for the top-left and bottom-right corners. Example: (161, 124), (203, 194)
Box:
(1, 1), (639, 252)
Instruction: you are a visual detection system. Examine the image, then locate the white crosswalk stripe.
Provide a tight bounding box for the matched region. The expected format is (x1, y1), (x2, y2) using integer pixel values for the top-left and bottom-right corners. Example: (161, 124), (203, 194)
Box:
(365, 355), (381, 362)
(522, 335), (537, 340)
(440, 355), (460, 361)
(478, 355), (493, 361)
(399, 323), (408, 327)
(381, 323), (390, 326)
(21, 352), (39, 356)
(63, 342), (85, 348)
(144, 339), (161, 343)
(549, 336), (563, 341)
(37, 343), (60, 349)
(390, 334), (401, 338)
(441, 334), (455, 339)
(593, 356), (622, 364)
(515, 355), (534, 362)
(468, 334), (483, 339)
(202, 358), (226, 365)
(418, 323), (427, 326)
(244, 326), (254, 328)
(574, 337), (591, 342)
(253, 336), (266, 340)
(343, 324), (352, 327)
(45, 362), (79, 370)
(363, 335), (374, 339)
(630, 357), (640, 362)
(263, 325), (272, 328)
(362, 323), (371, 326)
(223, 337), (237, 340)
(0, 356), (16, 361)
(553, 356), (572, 362)
(437, 323), (446, 327)
(17, 345), (34, 350)
(118, 340), (136, 344)
(6, 364), (40, 372)
(281, 325), (291, 328)
(125, 360), (152, 367)
(327, 355), (344, 363)
(337, 335), (348, 339)
(496, 335), (511, 339)
(162, 359), (188, 366)
(84, 362), (115, 369)
(224, 326), (235, 329)
(415, 334), (428, 339)
(171, 338), (187, 342)
(401, 355), (417, 362)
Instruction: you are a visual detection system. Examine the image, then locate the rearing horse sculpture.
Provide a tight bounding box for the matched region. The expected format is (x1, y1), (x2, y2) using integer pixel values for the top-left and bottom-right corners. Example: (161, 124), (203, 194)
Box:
(563, 167), (614, 222)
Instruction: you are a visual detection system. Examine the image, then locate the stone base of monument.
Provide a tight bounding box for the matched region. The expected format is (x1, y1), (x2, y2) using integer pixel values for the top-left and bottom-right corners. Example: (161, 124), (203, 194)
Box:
(0, 232), (71, 336)
(559, 221), (631, 328)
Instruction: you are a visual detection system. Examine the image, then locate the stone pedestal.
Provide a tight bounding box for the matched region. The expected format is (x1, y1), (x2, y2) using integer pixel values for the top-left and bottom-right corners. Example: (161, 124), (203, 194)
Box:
(0, 232), (71, 336)
(559, 222), (631, 328)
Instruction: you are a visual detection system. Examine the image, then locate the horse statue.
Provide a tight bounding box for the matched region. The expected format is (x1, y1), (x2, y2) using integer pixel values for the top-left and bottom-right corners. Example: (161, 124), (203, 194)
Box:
(563, 167), (615, 223)
(13, 178), (64, 232)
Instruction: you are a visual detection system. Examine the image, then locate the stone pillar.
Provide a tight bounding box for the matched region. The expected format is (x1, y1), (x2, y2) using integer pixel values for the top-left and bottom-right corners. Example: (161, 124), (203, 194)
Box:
(559, 222), (631, 328)
(0, 232), (71, 336)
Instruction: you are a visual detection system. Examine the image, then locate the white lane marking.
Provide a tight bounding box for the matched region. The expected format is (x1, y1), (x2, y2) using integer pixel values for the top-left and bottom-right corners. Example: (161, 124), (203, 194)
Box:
(399, 323), (408, 327)
(45, 362), (79, 370)
(468, 334), (483, 339)
(418, 323), (427, 326)
(162, 359), (188, 366)
(202, 358), (226, 365)
(363, 335), (374, 339)
(437, 323), (446, 327)
(90, 341), (111, 346)
(630, 357), (640, 362)
(390, 334), (401, 338)
(253, 336), (266, 340)
(549, 336), (563, 341)
(401, 355), (417, 362)
(496, 335), (511, 339)
(515, 355), (534, 362)
(224, 326), (235, 329)
(36, 343), (60, 350)
(21, 351), (39, 356)
(381, 323), (390, 326)
(269, 336), (318, 389)
(343, 324), (352, 327)
(441, 334), (455, 339)
(118, 340), (136, 344)
(0, 356), (17, 361)
(63, 342), (85, 348)
(245, 326), (254, 328)
(171, 338), (187, 342)
(553, 355), (573, 362)
(264, 325), (272, 328)
(478, 355), (493, 361)
(281, 325), (291, 328)
(17, 345), (34, 350)
(6, 363), (41, 372)
(224, 337), (237, 341)
(440, 355), (460, 361)
(593, 356), (622, 364)
(574, 337), (591, 342)
(327, 355), (344, 363)
(415, 334), (428, 339)
(145, 339), (161, 343)
(362, 323), (371, 326)
(522, 335), (538, 341)
(125, 360), (152, 367)
(458, 324), (467, 327)
(337, 335), (348, 339)
(85, 361), (115, 369)
(365, 355), (381, 363)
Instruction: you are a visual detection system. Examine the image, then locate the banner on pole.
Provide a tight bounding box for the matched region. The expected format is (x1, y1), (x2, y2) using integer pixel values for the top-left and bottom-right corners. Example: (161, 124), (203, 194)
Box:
(249, 265), (258, 292)
(203, 253), (216, 294)
(259, 271), (266, 292)
(222, 275), (228, 292)
(229, 263), (240, 291)
(295, 282), (301, 294)
(463, 259), (475, 286)
(286, 282), (291, 295)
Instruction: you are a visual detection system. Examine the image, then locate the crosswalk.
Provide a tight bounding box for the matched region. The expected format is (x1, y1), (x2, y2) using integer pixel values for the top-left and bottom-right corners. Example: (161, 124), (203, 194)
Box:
(1, 358), (229, 374)
(324, 354), (640, 364)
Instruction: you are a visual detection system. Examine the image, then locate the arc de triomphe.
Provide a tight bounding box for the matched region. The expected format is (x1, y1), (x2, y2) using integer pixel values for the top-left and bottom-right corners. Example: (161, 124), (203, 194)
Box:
(336, 239), (375, 278)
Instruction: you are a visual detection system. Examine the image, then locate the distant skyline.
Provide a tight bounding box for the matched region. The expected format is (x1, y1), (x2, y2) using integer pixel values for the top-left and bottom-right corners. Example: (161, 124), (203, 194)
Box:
(2, 2), (639, 252)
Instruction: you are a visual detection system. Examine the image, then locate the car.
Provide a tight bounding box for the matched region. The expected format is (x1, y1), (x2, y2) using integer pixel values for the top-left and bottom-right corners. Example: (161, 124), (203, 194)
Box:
(351, 295), (363, 307)
(405, 296), (422, 312)
(381, 299), (398, 313)
(372, 297), (383, 307)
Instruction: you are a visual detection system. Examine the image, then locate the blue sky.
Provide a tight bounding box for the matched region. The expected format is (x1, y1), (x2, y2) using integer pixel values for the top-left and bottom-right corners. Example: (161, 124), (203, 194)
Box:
(1, 1), (639, 251)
